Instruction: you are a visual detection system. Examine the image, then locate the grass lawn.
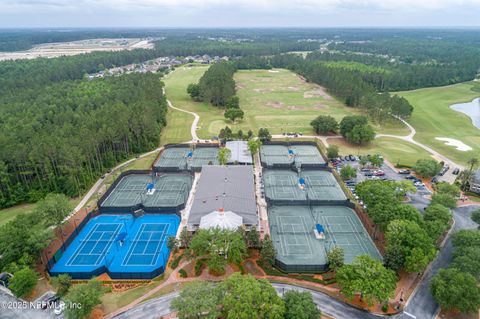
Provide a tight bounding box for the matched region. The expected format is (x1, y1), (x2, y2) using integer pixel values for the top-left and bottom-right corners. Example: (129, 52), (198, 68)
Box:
(329, 137), (434, 167)
(163, 66), (408, 139)
(398, 82), (480, 166)
(0, 198), (80, 227)
(101, 281), (164, 315)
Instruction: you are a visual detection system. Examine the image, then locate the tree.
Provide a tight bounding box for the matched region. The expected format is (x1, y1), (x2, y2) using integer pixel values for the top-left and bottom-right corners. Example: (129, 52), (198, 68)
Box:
(327, 246), (344, 271)
(221, 273), (286, 319)
(258, 128), (272, 142)
(224, 108), (244, 123)
(246, 226), (261, 248)
(436, 182), (460, 198)
(283, 290), (321, 319)
(385, 219), (436, 273)
(336, 255), (396, 306)
(218, 147), (232, 165)
(452, 229), (480, 247)
(171, 281), (222, 319)
(226, 95), (240, 109)
(424, 204), (452, 225)
(430, 268), (480, 314)
(179, 226), (192, 247)
(340, 165), (357, 181)
(35, 193), (72, 228)
(471, 209), (480, 224)
(167, 236), (179, 252)
(310, 115), (338, 134)
(219, 126), (233, 141)
(345, 124), (375, 145)
(64, 279), (105, 319)
(369, 154), (384, 168)
(189, 228), (247, 275)
(452, 247), (480, 280)
(462, 157), (479, 190)
(9, 267), (38, 298)
(247, 139), (261, 156)
(187, 83), (201, 101)
(326, 145), (339, 159)
(51, 274), (72, 297)
(413, 159), (442, 178)
(260, 234), (276, 266)
(339, 115), (368, 137)
(431, 193), (457, 209)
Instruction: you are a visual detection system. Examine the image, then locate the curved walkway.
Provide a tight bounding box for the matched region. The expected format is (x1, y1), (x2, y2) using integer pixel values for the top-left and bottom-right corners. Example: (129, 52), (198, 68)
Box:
(376, 116), (464, 173)
(163, 87), (201, 142)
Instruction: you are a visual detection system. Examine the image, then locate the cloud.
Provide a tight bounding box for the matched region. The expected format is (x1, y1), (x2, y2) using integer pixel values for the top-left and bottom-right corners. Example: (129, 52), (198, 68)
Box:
(1, 0), (480, 27)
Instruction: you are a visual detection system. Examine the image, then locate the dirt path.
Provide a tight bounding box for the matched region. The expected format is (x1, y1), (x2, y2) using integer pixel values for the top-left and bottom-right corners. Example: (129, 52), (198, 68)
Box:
(163, 87), (201, 142)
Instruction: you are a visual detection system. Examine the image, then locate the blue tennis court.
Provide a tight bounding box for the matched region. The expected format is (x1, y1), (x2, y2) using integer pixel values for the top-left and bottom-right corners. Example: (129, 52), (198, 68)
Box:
(49, 214), (179, 279)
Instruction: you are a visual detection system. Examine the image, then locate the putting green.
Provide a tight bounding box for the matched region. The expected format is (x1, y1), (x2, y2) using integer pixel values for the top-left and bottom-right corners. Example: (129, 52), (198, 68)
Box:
(398, 82), (480, 166)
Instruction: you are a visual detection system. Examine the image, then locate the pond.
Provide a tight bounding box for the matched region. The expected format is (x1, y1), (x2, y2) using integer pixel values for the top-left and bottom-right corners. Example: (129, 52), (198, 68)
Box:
(450, 97), (480, 129)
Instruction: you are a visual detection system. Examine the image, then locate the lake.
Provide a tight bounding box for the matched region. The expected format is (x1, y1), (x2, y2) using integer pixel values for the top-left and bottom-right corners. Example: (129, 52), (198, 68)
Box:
(450, 97), (480, 129)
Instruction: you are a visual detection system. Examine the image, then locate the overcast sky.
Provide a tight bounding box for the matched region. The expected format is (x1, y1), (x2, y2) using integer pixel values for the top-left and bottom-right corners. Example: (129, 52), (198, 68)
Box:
(1, 0), (480, 28)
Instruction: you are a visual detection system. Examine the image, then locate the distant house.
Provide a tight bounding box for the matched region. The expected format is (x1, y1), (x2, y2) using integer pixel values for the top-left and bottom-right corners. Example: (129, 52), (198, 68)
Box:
(470, 170), (480, 194)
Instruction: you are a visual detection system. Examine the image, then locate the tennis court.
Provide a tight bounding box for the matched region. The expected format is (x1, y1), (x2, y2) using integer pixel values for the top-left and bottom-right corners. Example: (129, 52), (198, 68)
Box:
(263, 170), (306, 201)
(49, 214), (180, 279)
(268, 205), (381, 272)
(154, 146), (219, 171)
(299, 170), (347, 202)
(260, 144), (326, 168)
(260, 145), (294, 167)
(289, 145), (326, 165)
(100, 173), (192, 212)
(263, 169), (346, 203)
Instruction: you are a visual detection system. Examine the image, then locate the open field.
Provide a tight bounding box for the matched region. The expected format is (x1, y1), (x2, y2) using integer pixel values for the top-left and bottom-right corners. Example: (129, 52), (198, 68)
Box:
(162, 66), (408, 139)
(0, 38), (153, 61)
(0, 198), (80, 227)
(329, 137), (434, 167)
(399, 82), (480, 166)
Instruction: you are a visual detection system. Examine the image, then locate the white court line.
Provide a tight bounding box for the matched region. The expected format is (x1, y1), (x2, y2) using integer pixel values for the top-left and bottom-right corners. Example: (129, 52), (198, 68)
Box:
(277, 215), (313, 256)
(66, 223), (122, 267)
(122, 223), (170, 266)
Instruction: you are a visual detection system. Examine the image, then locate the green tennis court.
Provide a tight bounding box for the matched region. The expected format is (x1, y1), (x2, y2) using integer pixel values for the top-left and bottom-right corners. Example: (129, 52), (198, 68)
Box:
(263, 170), (306, 201)
(101, 173), (193, 209)
(154, 146), (219, 171)
(268, 205), (381, 272)
(260, 144), (325, 167)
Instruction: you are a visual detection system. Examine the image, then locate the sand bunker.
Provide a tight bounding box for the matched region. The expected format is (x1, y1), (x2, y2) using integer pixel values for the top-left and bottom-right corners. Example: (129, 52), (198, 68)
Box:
(268, 70), (280, 73)
(435, 137), (472, 151)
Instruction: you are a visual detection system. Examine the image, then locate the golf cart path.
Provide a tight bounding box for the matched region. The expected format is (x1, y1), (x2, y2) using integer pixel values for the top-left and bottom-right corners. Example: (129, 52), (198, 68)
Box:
(376, 116), (464, 182)
(163, 87), (200, 142)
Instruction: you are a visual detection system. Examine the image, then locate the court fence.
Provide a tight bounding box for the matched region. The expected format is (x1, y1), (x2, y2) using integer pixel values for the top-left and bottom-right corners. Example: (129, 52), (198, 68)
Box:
(153, 143), (220, 173)
(275, 260), (327, 273)
(42, 209), (100, 275)
(98, 170), (194, 215)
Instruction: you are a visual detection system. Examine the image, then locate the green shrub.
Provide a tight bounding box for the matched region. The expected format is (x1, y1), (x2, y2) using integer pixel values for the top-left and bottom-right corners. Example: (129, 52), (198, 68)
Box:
(179, 269), (188, 278)
(194, 259), (205, 276)
(170, 254), (183, 269)
(382, 304), (389, 312)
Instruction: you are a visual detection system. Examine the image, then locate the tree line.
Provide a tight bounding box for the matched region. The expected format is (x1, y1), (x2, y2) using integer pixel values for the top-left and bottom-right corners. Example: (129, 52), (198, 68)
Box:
(0, 72), (168, 208)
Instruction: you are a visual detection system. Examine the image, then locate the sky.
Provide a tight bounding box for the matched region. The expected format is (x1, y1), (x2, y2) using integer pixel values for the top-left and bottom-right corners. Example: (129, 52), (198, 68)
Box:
(1, 0), (480, 28)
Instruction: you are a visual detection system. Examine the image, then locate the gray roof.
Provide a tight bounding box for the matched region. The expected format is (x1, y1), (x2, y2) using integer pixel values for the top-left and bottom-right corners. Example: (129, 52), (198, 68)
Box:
(472, 170), (480, 184)
(188, 165), (257, 226)
(226, 141), (253, 164)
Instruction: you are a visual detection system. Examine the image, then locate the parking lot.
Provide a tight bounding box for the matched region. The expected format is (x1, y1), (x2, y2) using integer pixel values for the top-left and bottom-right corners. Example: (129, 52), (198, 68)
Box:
(331, 155), (432, 212)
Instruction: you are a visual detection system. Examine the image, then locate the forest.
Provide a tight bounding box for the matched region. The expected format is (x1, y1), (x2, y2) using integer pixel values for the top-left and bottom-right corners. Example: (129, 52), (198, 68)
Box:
(0, 72), (167, 208)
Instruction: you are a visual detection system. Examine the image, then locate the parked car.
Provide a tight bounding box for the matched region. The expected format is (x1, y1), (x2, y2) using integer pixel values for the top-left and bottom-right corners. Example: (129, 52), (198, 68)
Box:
(398, 169), (411, 174)
(374, 170), (385, 176)
(452, 167), (460, 175)
(364, 171), (373, 176)
(361, 168), (371, 172)
(54, 301), (65, 315)
(431, 177), (438, 184)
